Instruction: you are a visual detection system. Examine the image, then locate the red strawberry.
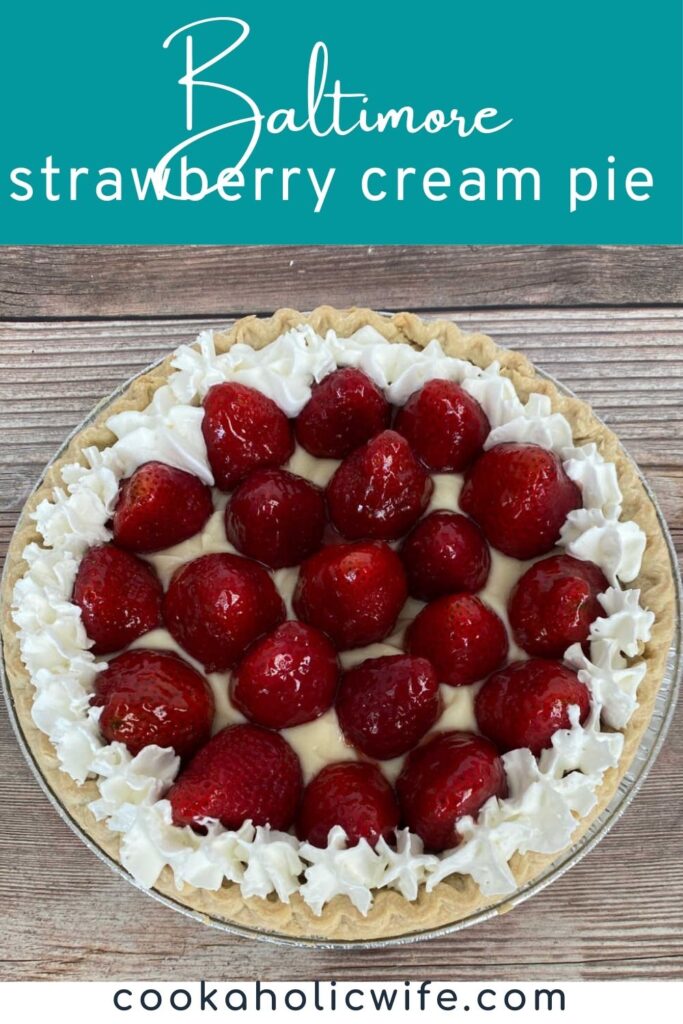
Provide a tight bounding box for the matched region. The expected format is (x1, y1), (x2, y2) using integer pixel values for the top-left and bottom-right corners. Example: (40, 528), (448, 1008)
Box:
(202, 382), (294, 491)
(293, 541), (407, 649)
(296, 762), (399, 848)
(395, 380), (490, 471)
(405, 594), (508, 687)
(163, 553), (285, 672)
(459, 442), (582, 559)
(225, 468), (326, 569)
(112, 461), (213, 554)
(168, 724), (302, 831)
(399, 511), (491, 601)
(72, 544), (163, 655)
(295, 367), (391, 458)
(475, 658), (591, 755)
(509, 554), (608, 658)
(232, 621), (339, 729)
(397, 731), (506, 851)
(336, 654), (441, 760)
(92, 649), (214, 758)
(326, 430), (433, 541)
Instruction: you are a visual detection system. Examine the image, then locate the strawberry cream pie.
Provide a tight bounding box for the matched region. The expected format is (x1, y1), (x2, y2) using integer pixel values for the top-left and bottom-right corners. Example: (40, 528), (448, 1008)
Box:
(1, 307), (675, 943)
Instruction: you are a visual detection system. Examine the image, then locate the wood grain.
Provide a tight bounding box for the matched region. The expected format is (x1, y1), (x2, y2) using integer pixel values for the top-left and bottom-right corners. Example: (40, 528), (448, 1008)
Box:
(0, 307), (681, 982)
(0, 247), (681, 319)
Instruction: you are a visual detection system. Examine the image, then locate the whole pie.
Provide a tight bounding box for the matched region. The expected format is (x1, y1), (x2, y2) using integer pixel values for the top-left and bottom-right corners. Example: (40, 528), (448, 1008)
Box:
(1, 307), (675, 943)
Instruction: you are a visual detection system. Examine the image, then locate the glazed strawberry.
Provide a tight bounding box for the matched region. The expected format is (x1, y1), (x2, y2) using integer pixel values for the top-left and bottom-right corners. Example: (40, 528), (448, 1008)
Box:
(163, 553), (286, 672)
(296, 762), (399, 848)
(509, 554), (608, 658)
(326, 430), (433, 541)
(397, 731), (506, 851)
(112, 461), (213, 554)
(225, 468), (326, 569)
(295, 367), (391, 458)
(395, 380), (490, 471)
(459, 442), (582, 559)
(72, 544), (163, 655)
(475, 658), (591, 755)
(405, 594), (508, 686)
(293, 541), (407, 649)
(399, 511), (491, 600)
(232, 621), (339, 729)
(201, 382), (294, 491)
(92, 649), (214, 758)
(169, 724), (302, 831)
(336, 655), (441, 760)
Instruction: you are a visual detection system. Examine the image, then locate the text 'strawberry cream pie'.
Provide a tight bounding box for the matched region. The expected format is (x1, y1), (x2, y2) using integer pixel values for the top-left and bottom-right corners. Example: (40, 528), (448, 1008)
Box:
(1, 308), (675, 943)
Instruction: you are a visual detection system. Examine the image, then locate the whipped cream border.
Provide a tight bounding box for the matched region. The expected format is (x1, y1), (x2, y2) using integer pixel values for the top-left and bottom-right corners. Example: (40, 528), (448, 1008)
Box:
(11, 325), (653, 915)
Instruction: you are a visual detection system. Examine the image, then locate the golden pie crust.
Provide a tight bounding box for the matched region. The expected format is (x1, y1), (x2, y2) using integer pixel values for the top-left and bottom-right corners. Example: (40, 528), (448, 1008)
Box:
(1, 307), (676, 943)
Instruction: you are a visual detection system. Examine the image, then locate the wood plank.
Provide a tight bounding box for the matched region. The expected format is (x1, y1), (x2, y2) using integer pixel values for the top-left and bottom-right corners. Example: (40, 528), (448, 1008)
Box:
(0, 308), (681, 981)
(0, 246), (681, 319)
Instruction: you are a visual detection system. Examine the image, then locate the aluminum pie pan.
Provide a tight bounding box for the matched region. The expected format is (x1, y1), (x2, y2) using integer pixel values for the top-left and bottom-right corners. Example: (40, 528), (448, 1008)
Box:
(1, 349), (680, 951)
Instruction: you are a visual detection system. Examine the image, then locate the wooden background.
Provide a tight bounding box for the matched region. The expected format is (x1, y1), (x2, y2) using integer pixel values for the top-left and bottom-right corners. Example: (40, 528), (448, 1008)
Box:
(0, 245), (681, 982)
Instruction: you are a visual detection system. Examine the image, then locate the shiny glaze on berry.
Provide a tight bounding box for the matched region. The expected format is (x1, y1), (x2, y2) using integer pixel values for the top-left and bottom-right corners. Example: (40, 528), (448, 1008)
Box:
(336, 654), (441, 760)
(296, 761), (400, 848)
(92, 649), (214, 758)
(225, 467), (326, 569)
(460, 442), (582, 559)
(296, 367), (390, 458)
(113, 461), (213, 554)
(72, 543), (163, 655)
(395, 379), (490, 471)
(201, 381), (294, 491)
(293, 541), (408, 649)
(163, 552), (285, 672)
(326, 430), (433, 541)
(508, 554), (608, 658)
(397, 731), (506, 851)
(406, 593), (508, 687)
(399, 510), (491, 600)
(232, 621), (339, 729)
(169, 724), (303, 832)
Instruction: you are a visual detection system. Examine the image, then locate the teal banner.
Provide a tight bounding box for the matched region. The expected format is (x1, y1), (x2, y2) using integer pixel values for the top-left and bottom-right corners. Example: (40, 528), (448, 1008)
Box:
(1, 1), (681, 243)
